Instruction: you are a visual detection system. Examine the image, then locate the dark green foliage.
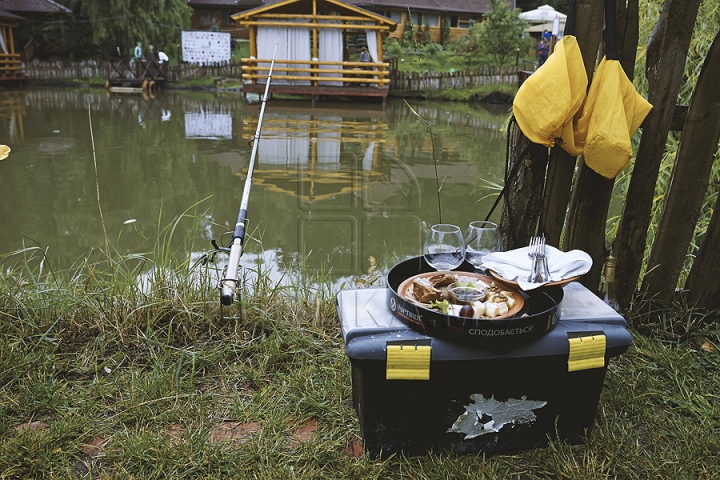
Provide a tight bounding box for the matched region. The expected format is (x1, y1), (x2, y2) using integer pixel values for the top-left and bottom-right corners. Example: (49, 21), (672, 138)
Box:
(14, 10), (96, 59)
(441, 16), (451, 45)
(403, 7), (416, 46)
(14, 0), (192, 60)
(79, 0), (192, 57)
(454, 0), (530, 66)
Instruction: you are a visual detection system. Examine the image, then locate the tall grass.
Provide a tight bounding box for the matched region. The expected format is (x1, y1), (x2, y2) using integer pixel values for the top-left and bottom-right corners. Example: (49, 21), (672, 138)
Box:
(1, 214), (719, 477)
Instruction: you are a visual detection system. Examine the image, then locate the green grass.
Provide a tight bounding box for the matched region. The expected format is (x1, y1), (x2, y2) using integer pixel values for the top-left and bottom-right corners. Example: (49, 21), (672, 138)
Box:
(1, 214), (719, 478)
(232, 40), (250, 63)
(423, 82), (517, 102)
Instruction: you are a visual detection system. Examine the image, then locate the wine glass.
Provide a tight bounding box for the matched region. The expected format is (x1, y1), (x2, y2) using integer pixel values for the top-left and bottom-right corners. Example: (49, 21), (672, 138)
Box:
(423, 224), (466, 271)
(464, 221), (503, 272)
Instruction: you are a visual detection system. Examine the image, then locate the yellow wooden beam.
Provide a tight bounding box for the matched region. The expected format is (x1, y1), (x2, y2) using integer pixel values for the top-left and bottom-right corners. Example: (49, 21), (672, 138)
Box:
(238, 20), (391, 31)
(242, 74), (389, 84)
(255, 13), (386, 23)
(242, 58), (389, 68)
(243, 66), (388, 77)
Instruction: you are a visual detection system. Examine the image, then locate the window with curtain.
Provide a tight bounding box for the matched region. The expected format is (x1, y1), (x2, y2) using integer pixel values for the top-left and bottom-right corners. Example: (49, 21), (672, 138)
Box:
(257, 25), (311, 85)
(319, 22), (343, 86)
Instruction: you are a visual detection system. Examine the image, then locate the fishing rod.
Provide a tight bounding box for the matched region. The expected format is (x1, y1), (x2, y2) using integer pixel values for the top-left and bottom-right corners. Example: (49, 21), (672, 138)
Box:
(219, 40), (279, 306)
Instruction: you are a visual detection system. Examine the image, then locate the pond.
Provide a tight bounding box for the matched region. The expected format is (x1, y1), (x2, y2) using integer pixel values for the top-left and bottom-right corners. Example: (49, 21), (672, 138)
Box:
(0, 87), (510, 292)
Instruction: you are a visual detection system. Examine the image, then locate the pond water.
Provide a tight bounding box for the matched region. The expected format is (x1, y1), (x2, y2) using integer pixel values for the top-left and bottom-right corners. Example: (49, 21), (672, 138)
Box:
(0, 87), (510, 292)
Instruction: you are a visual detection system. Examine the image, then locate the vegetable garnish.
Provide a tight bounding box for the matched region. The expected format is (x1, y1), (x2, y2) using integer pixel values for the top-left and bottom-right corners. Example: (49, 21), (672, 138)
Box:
(429, 299), (450, 313)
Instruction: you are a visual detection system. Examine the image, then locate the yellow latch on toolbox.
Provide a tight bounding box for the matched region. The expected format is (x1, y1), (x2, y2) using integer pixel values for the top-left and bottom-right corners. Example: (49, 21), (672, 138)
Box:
(568, 334), (607, 372)
(386, 344), (431, 380)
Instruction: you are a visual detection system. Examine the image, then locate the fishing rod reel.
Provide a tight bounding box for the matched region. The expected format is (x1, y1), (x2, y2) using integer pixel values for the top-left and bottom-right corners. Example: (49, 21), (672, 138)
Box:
(210, 234), (245, 307)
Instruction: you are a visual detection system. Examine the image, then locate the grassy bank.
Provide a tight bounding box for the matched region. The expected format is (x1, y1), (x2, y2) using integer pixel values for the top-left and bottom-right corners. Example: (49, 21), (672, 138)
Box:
(1, 218), (719, 478)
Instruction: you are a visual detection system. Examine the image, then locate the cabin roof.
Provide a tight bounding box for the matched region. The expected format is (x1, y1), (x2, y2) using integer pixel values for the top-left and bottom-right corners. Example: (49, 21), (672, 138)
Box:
(0, 0), (71, 14)
(233, 0), (397, 29)
(0, 8), (23, 20)
(346, 0), (495, 15)
(186, 0), (264, 7)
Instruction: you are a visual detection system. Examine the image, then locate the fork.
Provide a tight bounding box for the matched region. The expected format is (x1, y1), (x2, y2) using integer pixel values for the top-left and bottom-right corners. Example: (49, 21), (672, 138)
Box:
(536, 235), (550, 283)
(527, 236), (539, 282)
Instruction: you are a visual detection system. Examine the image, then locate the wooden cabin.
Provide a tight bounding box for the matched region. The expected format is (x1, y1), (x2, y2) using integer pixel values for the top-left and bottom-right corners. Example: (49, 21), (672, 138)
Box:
(348, 0), (505, 44)
(0, 0), (72, 61)
(187, 0), (264, 40)
(0, 9), (24, 84)
(232, 0), (397, 105)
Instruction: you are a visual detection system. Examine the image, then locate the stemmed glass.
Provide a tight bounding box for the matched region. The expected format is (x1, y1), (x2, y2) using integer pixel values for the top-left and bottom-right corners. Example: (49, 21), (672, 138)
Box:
(423, 224), (466, 272)
(464, 221), (503, 272)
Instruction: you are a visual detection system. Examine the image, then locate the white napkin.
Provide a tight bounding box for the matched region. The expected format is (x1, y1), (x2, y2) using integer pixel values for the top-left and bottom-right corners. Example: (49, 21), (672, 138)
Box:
(480, 245), (592, 291)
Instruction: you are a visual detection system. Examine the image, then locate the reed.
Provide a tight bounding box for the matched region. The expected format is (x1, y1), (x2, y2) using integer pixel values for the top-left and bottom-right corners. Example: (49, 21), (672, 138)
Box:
(404, 99), (444, 224)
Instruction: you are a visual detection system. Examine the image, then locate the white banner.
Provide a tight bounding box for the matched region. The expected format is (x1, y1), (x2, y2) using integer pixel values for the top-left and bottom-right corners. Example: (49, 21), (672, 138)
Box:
(181, 31), (231, 65)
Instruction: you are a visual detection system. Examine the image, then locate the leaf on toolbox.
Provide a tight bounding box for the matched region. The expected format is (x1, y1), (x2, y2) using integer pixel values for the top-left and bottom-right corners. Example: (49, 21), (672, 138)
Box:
(447, 394), (547, 440)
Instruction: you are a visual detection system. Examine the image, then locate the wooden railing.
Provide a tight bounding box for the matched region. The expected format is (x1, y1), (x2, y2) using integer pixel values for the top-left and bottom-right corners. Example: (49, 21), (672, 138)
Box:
(23, 59), (245, 82)
(389, 65), (517, 92)
(21, 58), (517, 93)
(241, 58), (390, 87)
(106, 59), (169, 82)
(0, 53), (23, 77)
(23, 59), (103, 80)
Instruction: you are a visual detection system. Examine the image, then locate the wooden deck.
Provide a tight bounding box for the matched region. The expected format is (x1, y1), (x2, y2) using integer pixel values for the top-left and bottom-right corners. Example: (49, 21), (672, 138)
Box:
(0, 53), (25, 87)
(106, 59), (169, 91)
(241, 83), (389, 106)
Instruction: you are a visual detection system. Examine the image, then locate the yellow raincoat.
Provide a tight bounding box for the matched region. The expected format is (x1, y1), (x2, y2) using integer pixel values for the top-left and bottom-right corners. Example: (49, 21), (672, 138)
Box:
(581, 57), (653, 178)
(512, 36), (588, 148)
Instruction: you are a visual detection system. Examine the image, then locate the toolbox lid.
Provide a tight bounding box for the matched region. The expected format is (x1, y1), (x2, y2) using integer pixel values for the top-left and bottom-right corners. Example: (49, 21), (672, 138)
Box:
(337, 282), (631, 362)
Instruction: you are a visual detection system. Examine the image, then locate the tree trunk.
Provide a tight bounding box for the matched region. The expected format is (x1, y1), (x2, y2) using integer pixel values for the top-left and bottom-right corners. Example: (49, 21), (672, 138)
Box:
(685, 192), (720, 311)
(575, 0), (605, 82)
(564, 163), (614, 293)
(645, 30), (720, 302)
(563, 0), (639, 295)
(540, 147), (575, 247)
(617, 0), (640, 77)
(540, 0), (604, 250)
(500, 121), (549, 250)
(613, 0), (701, 309)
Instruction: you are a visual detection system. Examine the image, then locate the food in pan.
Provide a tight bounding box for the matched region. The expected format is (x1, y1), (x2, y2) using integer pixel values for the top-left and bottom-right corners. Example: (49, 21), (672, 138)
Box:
(401, 273), (521, 319)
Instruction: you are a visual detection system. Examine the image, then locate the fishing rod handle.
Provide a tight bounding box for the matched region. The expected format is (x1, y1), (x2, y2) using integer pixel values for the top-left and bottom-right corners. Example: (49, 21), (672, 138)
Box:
(220, 241), (243, 305)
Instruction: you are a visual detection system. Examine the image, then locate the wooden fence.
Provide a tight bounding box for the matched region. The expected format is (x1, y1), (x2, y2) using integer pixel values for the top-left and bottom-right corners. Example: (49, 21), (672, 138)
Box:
(23, 59), (244, 82)
(501, 2), (720, 320)
(22, 59), (516, 92)
(389, 65), (517, 92)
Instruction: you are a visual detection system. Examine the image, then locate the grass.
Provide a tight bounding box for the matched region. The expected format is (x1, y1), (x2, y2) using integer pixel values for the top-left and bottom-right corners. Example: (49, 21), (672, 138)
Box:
(1, 214), (719, 478)
(423, 82), (517, 102)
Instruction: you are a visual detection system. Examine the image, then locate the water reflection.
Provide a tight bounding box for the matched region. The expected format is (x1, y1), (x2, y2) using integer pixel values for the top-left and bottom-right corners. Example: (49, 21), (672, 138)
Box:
(0, 88), (509, 291)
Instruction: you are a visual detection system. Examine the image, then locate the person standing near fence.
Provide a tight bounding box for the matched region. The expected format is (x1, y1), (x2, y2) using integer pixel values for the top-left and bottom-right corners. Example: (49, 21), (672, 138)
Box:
(133, 42), (143, 62)
(537, 38), (549, 67)
(158, 48), (169, 64)
(360, 47), (370, 63)
(157, 47), (169, 78)
(359, 47), (371, 86)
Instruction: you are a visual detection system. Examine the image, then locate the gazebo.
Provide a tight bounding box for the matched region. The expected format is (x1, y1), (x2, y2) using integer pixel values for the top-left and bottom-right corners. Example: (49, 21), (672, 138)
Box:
(519, 4), (567, 24)
(0, 9), (24, 85)
(232, 0), (397, 105)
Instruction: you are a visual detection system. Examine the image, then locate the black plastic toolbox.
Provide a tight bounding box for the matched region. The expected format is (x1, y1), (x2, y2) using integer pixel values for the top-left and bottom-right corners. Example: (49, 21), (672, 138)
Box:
(336, 282), (632, 458)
